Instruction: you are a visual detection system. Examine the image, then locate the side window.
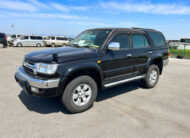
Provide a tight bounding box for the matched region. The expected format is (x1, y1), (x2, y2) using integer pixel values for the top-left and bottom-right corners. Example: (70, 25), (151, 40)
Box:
(37, 36), (42, 40)
(23, 36), (29, 40)
(51, 37), (55, 40)
(30, 36), (36, 40)
(12, 35), (16, 38)
(132, 34), (149, 48)
(110, 34), (130, 49)
(147, 32), (166, 46)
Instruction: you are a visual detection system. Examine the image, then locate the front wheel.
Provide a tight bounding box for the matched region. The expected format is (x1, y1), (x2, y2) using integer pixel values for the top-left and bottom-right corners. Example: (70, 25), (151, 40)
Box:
(62, 75), (97, 113)
(142, 64), (160, 88)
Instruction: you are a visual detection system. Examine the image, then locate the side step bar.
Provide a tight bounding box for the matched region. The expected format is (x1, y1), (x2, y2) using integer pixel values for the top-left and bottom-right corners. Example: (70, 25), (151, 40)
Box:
(104, 75), (146, 88)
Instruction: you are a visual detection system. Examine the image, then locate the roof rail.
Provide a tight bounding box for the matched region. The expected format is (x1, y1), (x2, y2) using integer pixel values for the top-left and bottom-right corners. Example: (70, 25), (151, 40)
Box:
(131, 27), (156, 31)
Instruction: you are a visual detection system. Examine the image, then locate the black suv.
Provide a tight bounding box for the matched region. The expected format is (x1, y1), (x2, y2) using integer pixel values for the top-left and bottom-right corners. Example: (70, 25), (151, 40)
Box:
(0, 33), (7, 48)
(15, 28), (169, 113)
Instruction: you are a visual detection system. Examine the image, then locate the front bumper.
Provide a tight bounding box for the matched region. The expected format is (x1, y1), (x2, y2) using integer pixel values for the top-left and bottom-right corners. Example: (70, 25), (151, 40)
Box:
(15, 67), (61, 97)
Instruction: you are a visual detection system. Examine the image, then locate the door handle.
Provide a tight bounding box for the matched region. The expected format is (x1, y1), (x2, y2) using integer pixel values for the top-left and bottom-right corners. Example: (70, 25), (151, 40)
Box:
(126, 54), (132, 57)
(148, 51), (152, 54)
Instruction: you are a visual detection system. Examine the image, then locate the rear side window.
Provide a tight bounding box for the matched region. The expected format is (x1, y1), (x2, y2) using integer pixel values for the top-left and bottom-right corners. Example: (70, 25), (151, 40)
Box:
(111, 34), (130, 49)
(132, 34), (149, 48)
(36, 36), (42, 40)
(147, 31), (166, 46)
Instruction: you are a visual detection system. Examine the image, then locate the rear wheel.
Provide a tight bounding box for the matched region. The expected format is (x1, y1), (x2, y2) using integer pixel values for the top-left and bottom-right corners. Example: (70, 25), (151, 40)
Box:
(62, 75), (97, 113)
(36, 43), (41, 47)
(142, 64), (160, 88)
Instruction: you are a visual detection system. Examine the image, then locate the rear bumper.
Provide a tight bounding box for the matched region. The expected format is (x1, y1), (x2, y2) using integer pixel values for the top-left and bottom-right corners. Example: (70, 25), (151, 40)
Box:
(15, 67), (61, 97)
(163, 59), (169, 67)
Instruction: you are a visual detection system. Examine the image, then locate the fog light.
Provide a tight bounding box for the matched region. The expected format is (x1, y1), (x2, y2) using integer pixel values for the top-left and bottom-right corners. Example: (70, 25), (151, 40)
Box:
(31, 87), (39, 93)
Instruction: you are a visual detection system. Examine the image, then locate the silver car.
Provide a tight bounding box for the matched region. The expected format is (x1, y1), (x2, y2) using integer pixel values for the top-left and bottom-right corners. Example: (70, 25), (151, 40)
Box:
(13, 35), (44, 47)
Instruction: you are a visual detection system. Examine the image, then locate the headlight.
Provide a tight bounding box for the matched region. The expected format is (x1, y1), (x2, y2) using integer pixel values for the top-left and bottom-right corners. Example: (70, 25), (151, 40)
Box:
(36, 63), (58, 75)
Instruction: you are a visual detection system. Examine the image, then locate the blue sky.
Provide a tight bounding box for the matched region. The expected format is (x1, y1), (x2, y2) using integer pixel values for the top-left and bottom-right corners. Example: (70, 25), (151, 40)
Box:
(0, 0), (190, 39)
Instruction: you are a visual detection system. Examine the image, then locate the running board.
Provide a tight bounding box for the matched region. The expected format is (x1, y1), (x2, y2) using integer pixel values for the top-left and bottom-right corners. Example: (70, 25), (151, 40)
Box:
(104, 75), (146, 87)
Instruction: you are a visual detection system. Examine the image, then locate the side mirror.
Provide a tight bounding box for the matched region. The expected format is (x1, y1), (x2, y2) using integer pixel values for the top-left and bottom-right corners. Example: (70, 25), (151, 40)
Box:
(108, 42), (120, 50)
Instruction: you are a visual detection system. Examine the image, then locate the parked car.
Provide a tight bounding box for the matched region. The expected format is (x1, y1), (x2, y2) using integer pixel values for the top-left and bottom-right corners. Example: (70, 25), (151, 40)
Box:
(15, 28), (169, 113)
(0, 33), (7, 48)
(7, 34), (22, 46)
(13, 35), (44, 47)
(44, 36), (70, 47)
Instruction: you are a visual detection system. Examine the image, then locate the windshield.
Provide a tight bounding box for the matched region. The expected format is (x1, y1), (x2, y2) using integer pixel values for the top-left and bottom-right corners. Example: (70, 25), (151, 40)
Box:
(71, 30), (111, 49)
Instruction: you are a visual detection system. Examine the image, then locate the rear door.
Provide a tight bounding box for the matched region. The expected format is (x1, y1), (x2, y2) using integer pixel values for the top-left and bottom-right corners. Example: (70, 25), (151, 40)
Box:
(30, 36), (37, 46)
(130, 32), (151, 74)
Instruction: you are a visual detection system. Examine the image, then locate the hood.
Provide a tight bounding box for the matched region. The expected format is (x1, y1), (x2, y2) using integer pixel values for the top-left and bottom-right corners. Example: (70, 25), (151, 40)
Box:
(26, 46), (99, 63)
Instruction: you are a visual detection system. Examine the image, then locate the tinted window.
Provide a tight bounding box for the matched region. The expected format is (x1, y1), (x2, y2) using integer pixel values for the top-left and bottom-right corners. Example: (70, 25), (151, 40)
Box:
(36, 36), (42, 40)
(132, 34), (149, 48)
(111, 34), (130, 49)
(180, 39), (190, 43)
(51, 37), (55, 40)
(56, 37), (67, 40)
(23, 36), (29, 40)
(12, 35), (16, 38)
(0, 33), (4, 38)
(30, 36), (37, 40)
(147, 31), (166, 46)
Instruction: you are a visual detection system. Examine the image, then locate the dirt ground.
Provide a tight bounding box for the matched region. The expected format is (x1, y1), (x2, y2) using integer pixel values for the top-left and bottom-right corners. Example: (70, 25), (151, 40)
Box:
(0, 47), (190, 138)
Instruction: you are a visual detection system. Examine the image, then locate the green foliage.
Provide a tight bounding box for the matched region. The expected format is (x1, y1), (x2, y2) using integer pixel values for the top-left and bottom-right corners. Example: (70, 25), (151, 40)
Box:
(169, 48), (190, 59)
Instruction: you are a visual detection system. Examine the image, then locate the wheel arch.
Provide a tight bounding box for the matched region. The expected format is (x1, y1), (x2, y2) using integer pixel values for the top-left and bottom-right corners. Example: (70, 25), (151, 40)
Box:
(147, 56), (163, 75)
(60, 64), (103, 94)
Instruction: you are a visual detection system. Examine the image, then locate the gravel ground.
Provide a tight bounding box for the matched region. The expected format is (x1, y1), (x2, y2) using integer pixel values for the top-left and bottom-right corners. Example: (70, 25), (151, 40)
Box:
(0, 47), (190, 138)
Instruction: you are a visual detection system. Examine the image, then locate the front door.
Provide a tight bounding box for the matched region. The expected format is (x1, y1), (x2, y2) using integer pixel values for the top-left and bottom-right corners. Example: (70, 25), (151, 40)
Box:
(101, 32), (135, 81)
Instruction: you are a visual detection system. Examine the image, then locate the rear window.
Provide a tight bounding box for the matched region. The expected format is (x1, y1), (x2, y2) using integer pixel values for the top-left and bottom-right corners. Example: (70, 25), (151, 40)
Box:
(0, 33), (5, 38)
(147, 31), (166, 46)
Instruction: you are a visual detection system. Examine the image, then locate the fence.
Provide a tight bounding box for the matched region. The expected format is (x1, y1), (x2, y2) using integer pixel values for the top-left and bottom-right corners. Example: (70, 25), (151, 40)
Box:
(169, 42), (190, 59)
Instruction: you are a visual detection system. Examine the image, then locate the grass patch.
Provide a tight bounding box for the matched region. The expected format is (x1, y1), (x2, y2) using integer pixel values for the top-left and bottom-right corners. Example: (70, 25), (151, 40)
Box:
(169, 48), (190, 59)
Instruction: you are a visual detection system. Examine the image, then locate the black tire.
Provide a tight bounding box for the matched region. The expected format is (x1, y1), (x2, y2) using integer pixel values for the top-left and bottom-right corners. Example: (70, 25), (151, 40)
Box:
(142, 64), (160, 88)
(17, 43), (22, 47)
(36, 43), (41, 47)
(52, 43), (56, 47)
(62, 75), (97, 113)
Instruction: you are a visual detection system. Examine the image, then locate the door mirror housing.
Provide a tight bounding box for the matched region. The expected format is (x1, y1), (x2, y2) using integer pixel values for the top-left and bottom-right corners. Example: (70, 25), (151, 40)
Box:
(108, 42), (120, 50)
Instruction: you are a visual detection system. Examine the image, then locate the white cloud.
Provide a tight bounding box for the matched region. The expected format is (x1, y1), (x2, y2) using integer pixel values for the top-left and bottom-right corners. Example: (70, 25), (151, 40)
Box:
(51, 3), (89, 12)
(100, 1), (190, 15)
(28, 0), (49, 9)
(0, 0), (38, 12)
(8, 12), (96, 20)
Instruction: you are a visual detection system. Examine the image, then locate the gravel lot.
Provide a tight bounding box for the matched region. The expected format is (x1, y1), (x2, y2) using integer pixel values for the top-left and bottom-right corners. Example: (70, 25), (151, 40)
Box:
(0, 47), (190, 138)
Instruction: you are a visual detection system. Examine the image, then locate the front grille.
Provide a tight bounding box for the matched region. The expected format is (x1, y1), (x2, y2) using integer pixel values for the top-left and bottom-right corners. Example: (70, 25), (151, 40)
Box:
(24, 58), (35, 65)
(23, 58), (36, 75)
(23, 65), (34, 74)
